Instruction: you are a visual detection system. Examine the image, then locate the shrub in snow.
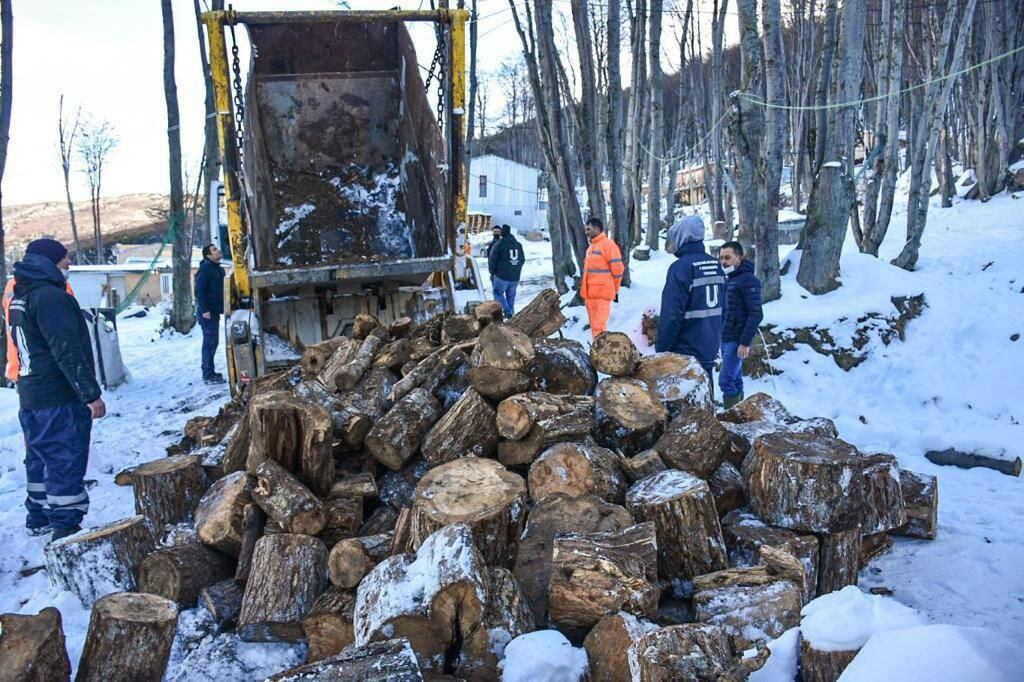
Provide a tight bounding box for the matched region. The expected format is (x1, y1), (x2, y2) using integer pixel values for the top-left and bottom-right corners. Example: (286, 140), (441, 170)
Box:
(499, 630), (589, 682)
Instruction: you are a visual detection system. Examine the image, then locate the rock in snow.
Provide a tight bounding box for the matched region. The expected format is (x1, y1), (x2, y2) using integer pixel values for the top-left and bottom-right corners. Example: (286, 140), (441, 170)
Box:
(499, 630), (589, 682)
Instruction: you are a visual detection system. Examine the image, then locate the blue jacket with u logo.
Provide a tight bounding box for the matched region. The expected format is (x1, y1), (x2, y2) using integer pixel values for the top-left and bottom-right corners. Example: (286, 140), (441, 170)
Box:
(488, 228), (525, 282)
(655, 240), (725, 365)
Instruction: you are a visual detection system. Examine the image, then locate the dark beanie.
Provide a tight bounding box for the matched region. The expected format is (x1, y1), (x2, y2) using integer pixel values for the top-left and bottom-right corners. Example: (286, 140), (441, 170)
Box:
(501, 224), (512, 237)
(26, 238), (69, 264)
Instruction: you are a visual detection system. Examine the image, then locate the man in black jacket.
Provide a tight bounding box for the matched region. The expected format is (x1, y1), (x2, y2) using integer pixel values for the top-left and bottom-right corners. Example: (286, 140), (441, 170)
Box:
(9, 239), (105, 539)
(194, 244), (226, 383)
(719, 241), (764, 409)
(487, 224), (525, 317)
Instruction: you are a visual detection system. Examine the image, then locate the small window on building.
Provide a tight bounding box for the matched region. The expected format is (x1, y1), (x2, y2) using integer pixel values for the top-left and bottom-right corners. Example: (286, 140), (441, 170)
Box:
(514, 210), (523, 216)
(160, 273), (173, 298)
(479, 175), (487, 198)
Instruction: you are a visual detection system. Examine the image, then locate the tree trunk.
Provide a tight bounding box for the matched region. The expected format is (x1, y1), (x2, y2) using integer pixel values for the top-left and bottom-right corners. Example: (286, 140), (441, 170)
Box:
(728, 0), (764, 253)
(0, 0), (11, 285)
(456, 567), (536, 681)
(624, 0), (648, 256)
(644, 0), (665, 251)
(635, 352), (713, 417)
(892, 469), (938, 540)
(710, 0), (730, 228)
(246, 390), (335, 496)
(496, 392), (593, 441)
(570, 0), (606, 224)
(136, 543), (235, 607)
(528, 442), (627, 504)
(132, 454), (209, 527)
(194, 0), (223, 246)
(654, 406), (733, 479)
(250, 459), (326, 536)
(630, 624), (734, 681)
(507, 288), (566, 338)
(420, 388), (499, 466)
(466, 0), (479, 153)
(800, 637), (859, 682)
(759, 0), (786, 301)
(0, 608), (72, 682)
(691, 566), (802, 649)
(365, 388), (441, 471)
(528, 338), (597, 395)
(58, 96), (84, 264)
(605, 0), (629, 270)
(816, 529), (861, 595)
(77, 593), (178, 682)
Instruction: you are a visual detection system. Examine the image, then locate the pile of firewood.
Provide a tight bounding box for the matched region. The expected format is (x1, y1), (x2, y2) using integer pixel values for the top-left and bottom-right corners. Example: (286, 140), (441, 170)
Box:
(8, 288), (939, 681)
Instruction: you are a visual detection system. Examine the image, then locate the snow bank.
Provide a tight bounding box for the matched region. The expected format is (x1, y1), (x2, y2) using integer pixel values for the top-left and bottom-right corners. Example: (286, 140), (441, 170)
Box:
(749, 627), (800, 682)
(800, 586), (925, 652)
(499, 630), (589, 682)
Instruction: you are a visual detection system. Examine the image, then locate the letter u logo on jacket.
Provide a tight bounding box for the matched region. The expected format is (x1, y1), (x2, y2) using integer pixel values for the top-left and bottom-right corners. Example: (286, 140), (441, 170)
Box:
(706, 285), (719, 308)
(509, 249), (520, 266)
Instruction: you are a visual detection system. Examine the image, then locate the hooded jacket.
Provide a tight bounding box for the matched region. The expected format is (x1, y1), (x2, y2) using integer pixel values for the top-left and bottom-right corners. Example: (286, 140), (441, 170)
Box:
(488, 225), (525, 282)
(9, 253), (101, 410)
(722, 258), (763, 346)
(655, 216), (725, 365)
(194, 257), (226, 317)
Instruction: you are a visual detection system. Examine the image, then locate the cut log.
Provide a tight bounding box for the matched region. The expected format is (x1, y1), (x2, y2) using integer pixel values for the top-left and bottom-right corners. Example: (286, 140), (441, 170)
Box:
(719, 392), (796, 424)
(353, 524), (487, 673)
(468, 325), (535, 400)
(301, 337), (353, 378)
(378, 459), (430, 510)
(721, 509), (820, 604)
(594, 377), (668, 456)
(137, 544), (235, 607)
(390, 347), (446, 403)
(390, 508), (413, 556)
(317, 338), (360, 392)
(0, 607), (71, 682)
(691, 566), (802, 649)
(302, 586), (356, 664)
(389, 316), (413, 338)
(374, 339), (412, 373)
(709, 462), (745, 516)
(816, 529), (862, 596)
(925, 448), (1022, 477)
(366, 388), (443, 470)
(220, 406), (252, 475)
(619, 449), (667, 483)
(251, 459), (326, 535)
(320, 495), (364, 547)
(635, 352), (713, 417)
(590, 331), (640, 376)
(132, 455), (208, 527)
(548, 522), (660, 631)
(456, 567), (536, 681)
(114, 466), (135, 486)
(421, 347), (470, 399)
(654, 405), (733, 479)
(44, 515), (156, 608)
(529, 338), (597, 395)
(352, 313), (381, 340)
(583, 612), (659, 682)
(628, 623), (734, 682)
(340, 367), (397, 425)
(473, 300), (504, 327)
(441, 314), (481, 344)
(626, 469), (728, 581)
(497, 393), (594, 441)
(76, 592), (178, 682)
(234, 503), (265, 583)
(267, 638), (423, 682)
(194, 470), (252, 555)
(892, 470), (938, 540)
(199, 578), (244, 629)
(497, 403), (594, 467)
(408, 335), (438, 361)
(528, 442), (627, 504)
(859, 532), (893, 568)
(335, 327), (389, 391)
(237, 533), (329, 642)
(407, 458), (526, 566)
(467, 366), (531, 401)
(507, 288), (566, 339)
(859, 452), (907, 534)
(246, 390), (334, 495)
(420, 389), (499, 466)
(799, 638), (859, 682)
(513, 493), (633, 624)
(292, 380), (372, 449)
(328, 533), (394, 588)
(359, 505), (400, 536)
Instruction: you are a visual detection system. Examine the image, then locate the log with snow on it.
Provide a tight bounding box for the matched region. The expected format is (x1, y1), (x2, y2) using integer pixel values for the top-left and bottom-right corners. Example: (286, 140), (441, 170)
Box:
(690, 565), (803, 650)
(721, 509), (820, 605)
(709, 461), (746, 516)
(924, 447), (1021, 477)
(365, 387), (442, 470)
(292, 379), (373, 449)
(131, 454), (209, 527)
(498, 630), (589, 682)
(626, 623), (736, 681)
(635, 351), (713, 416)
(136, 543), (235, 607)
(593, 377), (668, 456)
(719, 392), (838, 467)
(496, 392), (593, 441)
(506, 288), (566, 339)
(497, 400), (594, 468)
(0, 607), (72, 682)
(266, 638), (424, 682)
(589, 331), (640, 376)
(583, 611), (659, 682)
(467, 322), (535, 401)
(527, 441), (628, 504)
(618, 448), (667, 483)
(528, 338), (597, 395)
(76, 592), (179, 682)
(892, 469), (938, 540)
(249, 458), (326, 536)
(654, 404), (734, 479)
(456, 566), (536, 681)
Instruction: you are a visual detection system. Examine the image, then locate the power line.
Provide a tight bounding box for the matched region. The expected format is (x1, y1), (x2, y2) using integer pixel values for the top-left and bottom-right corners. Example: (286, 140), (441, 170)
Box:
(638, 112), (729, 164)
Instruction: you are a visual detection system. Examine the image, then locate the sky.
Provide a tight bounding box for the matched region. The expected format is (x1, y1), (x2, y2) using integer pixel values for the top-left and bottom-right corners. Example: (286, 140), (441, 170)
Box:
(4, 0), (733, 206)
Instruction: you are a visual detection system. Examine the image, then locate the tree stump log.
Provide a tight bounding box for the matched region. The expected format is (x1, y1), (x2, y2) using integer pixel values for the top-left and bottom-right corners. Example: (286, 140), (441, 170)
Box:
(528, 442), (627, 504)
(199, 578), (244, 629)
(472, 322), (535, 371)
(194, 470), (252, 555)
(721, 509), (820, 604)
(132, 455), (208, 527)
(407, 458), (526, 566)
(359, 506), (400, 537)
(709, 462), (746, 516)
(497, 403), (594, 467)
(389, 316), (413, 338)
(319, 495), (364, 548)
(293, 380), (373, 449)
(496, 393), (593, 441)
(635, 352), (713, 417)
(507, 288), (566, 338)
(335, 327), (388, 391)
(76, 592), (178, 682)
(719, 391), (795, 424)
(626, 469), (728, 581)
(234, 503), (265, 583)
(339, 367), (397, 426)
(44, 515), (156, 608)
(301, 337), (353, 378)
(474, 300), (504, 327)
(246, 390), (335, 495)
(691, 566), (803, 649)
(619, 449), (667, 483)
(137, 544), (235, 607)
(583, 612), (659, 682)
(266, 639), (423, 682)
(590, 331), (640, 376)
(366, 388), (443, 470)
(352, 313), (381, 340)
(329, 473), (378, 499)
(456, 567), (536, 681)
(513, 493), (633, 624)
(654, 406), (733, 479)
(594, 377), (668, 456)
(799, 638), (859, 682)
(859, 453), (908, 534)
(859, 532), (893, 568)
(529, 338), (597, 395)
(0, 607), (71, 682)
(420, 389), (499, 466)
(816, 529), (862, 596)
(328, 533), (394, 588)
(442, 314), (481, 344)
(251, 459), (326, 536)
(892, 470), (938, 540)
(548, 522), (660, 631)
(302, 587), (356, 664)
(628, 623), (735, 682)
(354, 524), (487, 673)
(237, 533), (329, 642)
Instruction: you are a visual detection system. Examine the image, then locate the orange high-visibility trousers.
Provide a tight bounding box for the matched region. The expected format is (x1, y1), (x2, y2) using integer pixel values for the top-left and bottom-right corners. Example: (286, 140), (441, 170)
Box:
(585, 298), (611, 339)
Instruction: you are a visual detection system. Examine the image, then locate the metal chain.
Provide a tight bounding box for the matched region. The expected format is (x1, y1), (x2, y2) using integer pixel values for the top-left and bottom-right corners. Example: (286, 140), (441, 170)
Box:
(435, 32), (446, 131)
(229, 20), (247, 193)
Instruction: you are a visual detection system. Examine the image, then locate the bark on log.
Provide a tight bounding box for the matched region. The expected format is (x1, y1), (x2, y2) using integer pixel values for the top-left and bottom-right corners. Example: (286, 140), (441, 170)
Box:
(301, 337), (353, 378)
(221, 406), (252, 475)
(407, 458), (526, 566)
(654, 406), (733, 479)
(719, 391), (795, 424)
(353, 313), (381, 340)
(497, 393), (593, 441)
(442, 314), (481, 344)
(859, 532), (893, 568)
(114, 467), (135, 486)
(497, 404), (594, 467)
(246, 390), (334, 495)
(422, 348), (470, 400)
(859, 452), (908, 534)
(389, 316), (413, 338)
(619, 449), (667, 483)
(76, 592), (178, 682)
(319, 495), (363, 547)
(924, 448), (1022, 477)
(799, 637), (859, 682)
(892, 470), (938, 540)
(292, 380), (372, 449)
(0, 607), (71, 682)
(251, 459), (326, 535)
(420, 389), (499, 466)
(513, 494), (633, 624)
(635, 352), (713, 417)
(468, 326), (535, 400)
(237, 533), (330, 642)
(132, 455), (208, 527)
(456, 567), (536, 681)
(594, 377), (668, 456)
(266, 638), (423, 682)
(709, 462), (746, 516)
(329, 473), (378, 499)
(328, 533), (393, 588)
(722, 509), (820, 604)
(359, 506), (400, 537)
(234, 503), (265, 583)
(583, 612), (659, 682)
(199, 578), (244, 629)
(628, 623), (734, 682)
(474, 300), (504, 327)
(302, 587), (356, 664)
(529, 338), (597, 395)
(340, 367), (397, 425)
(691, 566), (802, 649)
(373, 339), (411, 373)
(507, 288), (566, 338)
(590, 331), (640, 376)
(194, 470), (252, 555)
(44, 515), (156, 608)
(467, 366), (531, 401)
(137, 544), (235, 607)
(548, 522), (660, 631)
(816, 529), (862, 596)
(335, 328), (389, 391)
(626, 469), (728, 581)
(366, 388), (442, 470)
(390, 347), (446, 403)
(317, 338), (361, 391)
(528, 442), (627, 504)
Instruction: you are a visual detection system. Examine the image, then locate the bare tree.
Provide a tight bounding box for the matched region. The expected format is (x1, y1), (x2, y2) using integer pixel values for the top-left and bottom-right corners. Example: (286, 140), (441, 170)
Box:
(623, 0), (648, 254)
(758, 0), (786, 301)
(605, 0), (630, 283)
(708, 0), (730, 227)
(58, 95), (85, 264)
(194, 0), (224, 246)
(570, 0), (606, 225)
(644, 0), (665, 250)
(727, 0), (764, 253)
(0, 0), (11, 285)
(476, 71), (490, 139)
(465, 0), (479, 155)
(78, 118), (118, 264)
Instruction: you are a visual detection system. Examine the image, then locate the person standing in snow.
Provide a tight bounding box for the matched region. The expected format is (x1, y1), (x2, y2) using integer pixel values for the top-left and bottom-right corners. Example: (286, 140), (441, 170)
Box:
(581, 217), (625, 338)
(718, 241), (764, 409)
(655, 216), (725, 386)
(194, 244), (226, 384)
(9, 239), (105, 540)
(488, 224), (525, 317)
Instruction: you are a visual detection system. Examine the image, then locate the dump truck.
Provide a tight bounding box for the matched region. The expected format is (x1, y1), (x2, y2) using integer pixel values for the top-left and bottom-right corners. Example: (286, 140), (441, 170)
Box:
(202, 9), (479, 394)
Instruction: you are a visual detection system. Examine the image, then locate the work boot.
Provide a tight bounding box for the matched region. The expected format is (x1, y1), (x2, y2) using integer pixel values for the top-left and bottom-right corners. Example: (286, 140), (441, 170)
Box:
(26, 525), (52, 537)
(50, 526), (82, 541)
(722, 393), (743, 410)
(204, 373), (226, 385)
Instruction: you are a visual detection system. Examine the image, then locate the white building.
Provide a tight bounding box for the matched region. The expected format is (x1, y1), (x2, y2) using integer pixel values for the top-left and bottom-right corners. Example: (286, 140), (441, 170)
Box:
(468, 155), (543, 233)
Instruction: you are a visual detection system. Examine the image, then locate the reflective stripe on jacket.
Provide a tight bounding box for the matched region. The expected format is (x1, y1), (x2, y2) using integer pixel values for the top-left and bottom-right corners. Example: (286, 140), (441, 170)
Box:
(4, 277), (75, 383)
(581, 232), (625, 301)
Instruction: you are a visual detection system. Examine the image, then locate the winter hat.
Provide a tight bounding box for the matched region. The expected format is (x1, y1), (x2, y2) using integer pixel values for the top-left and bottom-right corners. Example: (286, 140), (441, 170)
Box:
(668, 215), (705, 251)
(501, 224), (512, 237)
(26, 238), (69, 264)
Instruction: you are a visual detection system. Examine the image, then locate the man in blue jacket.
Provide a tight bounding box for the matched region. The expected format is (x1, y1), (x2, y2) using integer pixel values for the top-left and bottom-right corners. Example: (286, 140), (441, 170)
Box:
(9, 239), (105, 540)
(487, 224), (525, 317)
(655, 216), (725, 386)
(194, 244), (226, 383)
(719, 241), (764, 409)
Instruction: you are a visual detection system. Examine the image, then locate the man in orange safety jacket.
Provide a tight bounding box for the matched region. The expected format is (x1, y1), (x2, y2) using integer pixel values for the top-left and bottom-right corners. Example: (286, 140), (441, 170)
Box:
(3, 272), (75, 382)
(580, 217), (625, 339)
